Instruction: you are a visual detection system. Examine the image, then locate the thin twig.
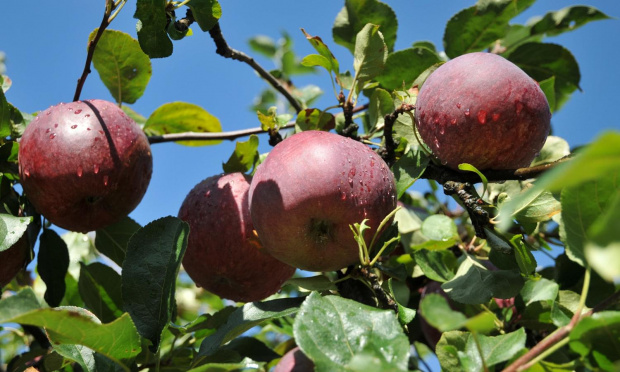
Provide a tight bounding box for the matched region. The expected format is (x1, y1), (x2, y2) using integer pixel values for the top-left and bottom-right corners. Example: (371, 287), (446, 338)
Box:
(147, 103), (370, 144)
(207, 22), (303, 113)
(73, 0), (116, 102)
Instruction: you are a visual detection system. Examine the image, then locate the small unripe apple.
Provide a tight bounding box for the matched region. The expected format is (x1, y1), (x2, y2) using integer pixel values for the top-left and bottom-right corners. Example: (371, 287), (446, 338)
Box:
(18, 99), (152, 233)
(415, 52), (551, 170)
(0, 235), (30, 288)
(178, 172), (295, 302)
(249, 131), (397, 272)
(274, 347), (314, 372)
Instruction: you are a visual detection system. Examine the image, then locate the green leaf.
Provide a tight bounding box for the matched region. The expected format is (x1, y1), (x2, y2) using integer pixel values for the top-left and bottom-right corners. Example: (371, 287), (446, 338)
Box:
(538, 76), (556, 114)
(353, 24), (388, 82)
(38, 229), (70, 307)
(222, 135), (259, 174)
(442, 258), (523, 304)
(376, 47), (441, 91)
(332, 0), (397, 54)
(0, 214), (30, 253)
(188, 358), (265, 372)
(569, 311), (620, 371)
(443, 0), (535, 58)
(248, 35), (277, 58)
(421, 215), (458, 242)
(420, 294), (466, 332)
(514, 190), (561, 223)
(529, 6), (611, 38)
(95, 216), (141, 267)
(561, 172), (619, 266)
(300, 29), (339, 75)
(520, 278), (559, 306)
(476, 328), (527, 366)
(507, 42), (580, 111)
(391, 148), (429, 199)
(90, 29), (152, 104)
(498, 131), (620, 231)
(144, 102), (222, 146)
(367, 88), (394, 131)
(413, 249), (457, 282)
(285, 275), (337, 292)
(0, 288), (141, 366)
(196, 297), (304, 360)
(294, 292), (409, 371)
(436, 331), (471, 372)
(531, 135), (569, 166)
(186, 0), (222, 32)
(78, 262), (124, 323)
(585, 192), (620, 282)
(511, 234), (537, 276)
(122, 216), (189, 352)
(134, 0), (173, 58)
(458, 163), (488, 197)
(295, 109), (334, 132)
(0, 76), (10, 137)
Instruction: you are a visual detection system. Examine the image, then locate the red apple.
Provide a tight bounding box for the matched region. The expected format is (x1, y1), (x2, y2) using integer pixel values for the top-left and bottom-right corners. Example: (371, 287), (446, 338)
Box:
(18, 99), (152, 233)
(274, 346), (315, 372)
(178, 172), (295, 302)
(0, 235), (30, 288)
(249, 130), (397, 272)
(415, 52), (551, 170)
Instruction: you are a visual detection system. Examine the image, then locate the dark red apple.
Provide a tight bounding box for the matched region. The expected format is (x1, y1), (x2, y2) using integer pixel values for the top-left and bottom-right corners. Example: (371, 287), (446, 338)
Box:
(249, 130), (397, 272)
(415, 52), (551, 170)
(0, 235), (30, 288)
(274, 346), (314, 372)
(18, 99), (152, 233)
(178, 172), (295, 302)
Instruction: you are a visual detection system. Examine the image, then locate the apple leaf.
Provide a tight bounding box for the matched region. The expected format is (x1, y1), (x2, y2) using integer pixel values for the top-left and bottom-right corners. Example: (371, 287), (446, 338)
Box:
(421, 215), (458, 242)
(375, 47), (441, 91)
(332, 0), (397, 54)
(143, 102), (222, 146)
(585, 192), (620, 282)
(441, 258), (523, 304)
(134, 0), (173, 58)
(443, 0), (535, 58)
(90, 29), (152, 104)
(38, 229), (70, 307)
(186, 0), (222, 32)
(222, 135), (259, 174)
(569, 311), (620, 371)
(196, 297), (304, 361)
(0, 288), (141, 366)
(367, 88), (394, 132)
(420, 294), (495, 333)
(0, 76), (10, 136)
(78, 262), (124, 323)
(529, 6), (611, 38)
(122, 216), (189, 353)
(248, 35), (277, 58)
(391, 148), (429, 199)
(507, 42), (580, 111)
(294, 292), (409, 371)
(295, 108), (334, 132)
(285, 275), (337, 292)
(520, 278), (559, 306)
(531, 135), (569, 166)
(353, 24), (388, 83)
(95, 216), (141, 268)
(498, 131), (620, 231)
(0, 214), (30, 253)
(413, 249), (457, 283)
(538, 76), (556, 113)
(300, 29), (339, 75)
(561, 172), (619, 266)
(187, 358), (266, 372)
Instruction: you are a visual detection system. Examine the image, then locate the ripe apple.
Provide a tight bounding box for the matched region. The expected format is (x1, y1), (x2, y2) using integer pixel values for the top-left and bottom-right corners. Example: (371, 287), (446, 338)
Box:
(415, 52), (551, 170)
(249, 130), (397, 272)
(178, 172), (295, 302)
(274, 346), (314, 372)
(0, 235), (30, 288)
(18, 99), (152, 233)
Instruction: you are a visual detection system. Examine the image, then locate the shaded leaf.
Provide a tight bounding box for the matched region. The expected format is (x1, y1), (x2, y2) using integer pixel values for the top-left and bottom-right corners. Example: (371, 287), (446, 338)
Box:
(332, 0), (397, 54)
(531, 135), (569, 166)
(248, 35), (277, 58)
(392, 148), (429, 199)
(529, 6), (611, 38)
(38, 229), (70, 307)
(569, 311), (620, 371)
(78, 262), (124, 323)
(353, 24), (387, 82)
(134, 0), (173, 58)
(367, 88), (394, 131)
(376, 47), (441, 91)
(186, 0), (222, 32)
(122, 217), (189, 352)
(285, 275), (337, 292)
(413, 249), (456, 282)
(295, 108), (334, 132)
(0, 214), (30, 253)
(538, 76), (556, 114)
(585, 191), (620, 282)
(95, 216), (141, 267)
(520, 278), (559, 306)
(222, 135), (259, 174)
(144, 102), (222, 146)
(91, 29), (152, 104)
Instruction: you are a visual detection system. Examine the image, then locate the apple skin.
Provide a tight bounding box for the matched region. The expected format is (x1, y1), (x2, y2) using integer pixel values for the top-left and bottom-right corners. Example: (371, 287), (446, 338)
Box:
(0, 235), (30, 288)
(18, 99), (152, 233)
(178, 172), (296, 302)
(274, 347), (315, 372)
(415, 52), (551, 170)
(249, 130), (397, 272)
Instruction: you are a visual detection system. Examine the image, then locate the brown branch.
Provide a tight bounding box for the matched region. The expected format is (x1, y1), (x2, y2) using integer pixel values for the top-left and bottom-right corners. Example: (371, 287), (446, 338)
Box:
(382, 103), (415, 167)
(208, 22), (303, 113)
(503, 289), (620, 372)
(147, 103), (370, 144)
(73, 0), (115, 102)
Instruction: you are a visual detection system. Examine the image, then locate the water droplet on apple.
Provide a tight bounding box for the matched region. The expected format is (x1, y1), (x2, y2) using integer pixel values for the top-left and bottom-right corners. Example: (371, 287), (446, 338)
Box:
(492, 113), (500, 121)
(49, 133), (56, 139)
(515, 101), (524, 115)
(74, 109), (82, 114)
(77, 166), (83, 177)
(71, 125), (78, 129)
(85, 114), (90, 118)
(477, 110), (487, 124)
(348, 178), (353, 186)
(94, 164), (100, 174)
(103, 175), (109, 186)
(23, 169), (30, 177)
(340, 192), (347, 200)
(54, 123), (59, 128)
(450, 118), (457, 125)
(46, 111), (51, 116)
(441, 159), (448, 165)
(464, 109), (470, 117)
(86, 127), (91, 131)
(439, 126), (445, 135)
(94, 137), (100, 141)
(456, 103), (462, 109)
(45, 128), (51, 133)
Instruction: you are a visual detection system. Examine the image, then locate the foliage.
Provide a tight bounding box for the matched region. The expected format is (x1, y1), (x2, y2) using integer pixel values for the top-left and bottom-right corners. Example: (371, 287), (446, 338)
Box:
(1, 0), (618, 371)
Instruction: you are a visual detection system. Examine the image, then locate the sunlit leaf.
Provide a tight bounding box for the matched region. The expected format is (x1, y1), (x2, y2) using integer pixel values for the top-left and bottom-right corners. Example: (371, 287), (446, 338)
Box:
(144, 102), (222, 146)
